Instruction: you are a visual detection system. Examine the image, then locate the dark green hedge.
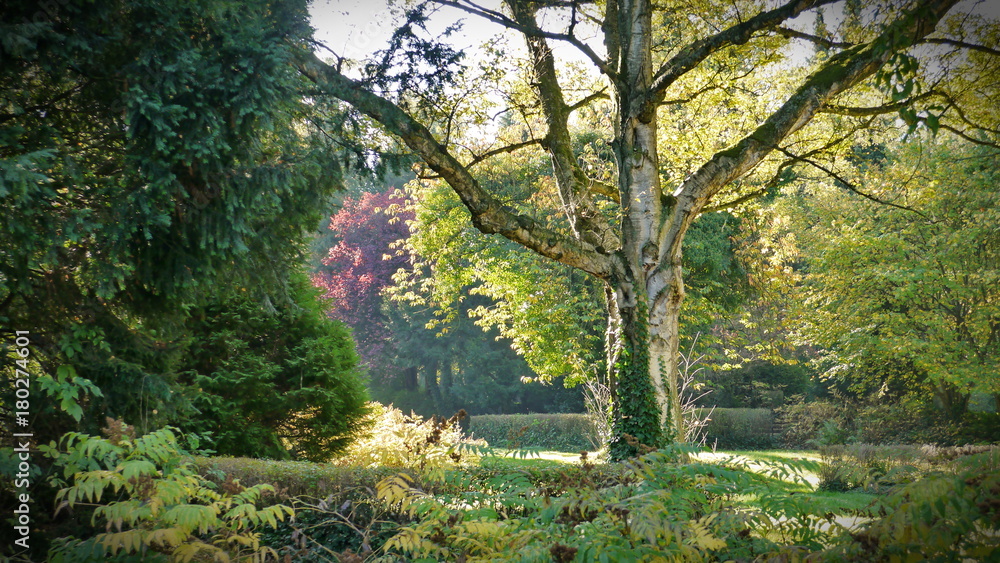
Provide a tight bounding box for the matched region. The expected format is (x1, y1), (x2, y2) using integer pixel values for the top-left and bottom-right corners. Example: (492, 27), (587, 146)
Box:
(468, 414), (598, 451)
(698, 408), (776, 450)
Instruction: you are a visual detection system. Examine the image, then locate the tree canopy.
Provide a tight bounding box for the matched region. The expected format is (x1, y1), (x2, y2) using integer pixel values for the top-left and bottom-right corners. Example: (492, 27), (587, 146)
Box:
(786, 138), (1000, 415)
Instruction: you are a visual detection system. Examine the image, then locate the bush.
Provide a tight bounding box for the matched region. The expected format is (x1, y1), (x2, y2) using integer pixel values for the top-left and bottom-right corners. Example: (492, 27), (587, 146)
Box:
(374, 444), (830, 562)
(179, 275), (370, 462)
(853, 399), (942, 445)
(818, 450), (1000, 561)
(776, 400), (849, 448)
(815, 443), (1000, 492)
(190, 457), (408, 562)
(42, 420), (293, 562)
(816, 444), (922, 492)
(467, 413), (598, 451)
(331, 403), (483, 468)
(699, 408), (775, 450)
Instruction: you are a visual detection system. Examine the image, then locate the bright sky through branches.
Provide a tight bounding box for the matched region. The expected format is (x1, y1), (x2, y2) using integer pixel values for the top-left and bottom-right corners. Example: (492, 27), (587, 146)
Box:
(309, 0), (512, 60)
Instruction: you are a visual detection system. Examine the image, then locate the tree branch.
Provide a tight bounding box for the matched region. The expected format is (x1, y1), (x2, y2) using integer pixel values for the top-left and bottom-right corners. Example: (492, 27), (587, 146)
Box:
(296, 51), (612, 278)
(701, 160), (795, 213)
(660, 0), (960, 261)
(431, 0), (617, 78)
(775, 146), (929, 218)
(819, 91), (938, 116)
(647, 0), (839, 113)
(507, 0), (619, 251)
(568, 88), (610, 111)
(467, 137), (546, 167)
(921, 37), (1000, 56)
(775, 27), (853, 50)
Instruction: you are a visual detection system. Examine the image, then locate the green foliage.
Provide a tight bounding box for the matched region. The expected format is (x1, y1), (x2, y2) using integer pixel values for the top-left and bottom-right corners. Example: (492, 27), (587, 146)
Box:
(701, 361), (817, 409)
(35, 365), (104, 423)
(468, 414), (598, 452)
(816, 444), (919, 492)
(0, 0), (341, 441)
(314, 186), (582, 419)
(373, 444), (832, 562)
(776, 400), (849, 449)
(395, 173), (607, 386)
(790, 139), (1000, 414)
(41, 420), (293, 562)
(819, 451), (1000, 561)
(777, 395), (998, 448)
(179, 275), (369, 462)
(699, 408), (776, 450)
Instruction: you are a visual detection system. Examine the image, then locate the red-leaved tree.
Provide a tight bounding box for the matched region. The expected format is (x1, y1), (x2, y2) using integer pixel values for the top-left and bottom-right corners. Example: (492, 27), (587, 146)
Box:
(313, 190), (412, 379)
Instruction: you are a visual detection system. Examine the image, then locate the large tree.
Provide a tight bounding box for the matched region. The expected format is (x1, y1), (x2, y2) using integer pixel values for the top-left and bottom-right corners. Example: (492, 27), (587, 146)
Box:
(787, 138), (1000, 417)
(297, 0), (999, 456)
(0, 0), (355, 437)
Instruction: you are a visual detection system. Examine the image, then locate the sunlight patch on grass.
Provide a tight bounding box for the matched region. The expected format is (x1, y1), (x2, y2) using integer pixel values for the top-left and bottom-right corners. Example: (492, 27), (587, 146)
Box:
(696, 450), (823, 487)
(481, 448), (597, 466)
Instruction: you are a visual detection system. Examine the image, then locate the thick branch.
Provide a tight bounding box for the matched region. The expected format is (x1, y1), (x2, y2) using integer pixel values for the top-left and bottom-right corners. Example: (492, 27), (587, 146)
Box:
(647, 0), (839, 113)
(507, 0), (619, 251)
(431, 0), (617, 77)
(296, 51), (612, 278)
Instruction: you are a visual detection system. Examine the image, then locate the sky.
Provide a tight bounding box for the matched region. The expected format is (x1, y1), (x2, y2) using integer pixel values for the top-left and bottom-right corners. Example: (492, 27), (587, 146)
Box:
(308, 0), (511, 61)
(308, 0), (1000, 63)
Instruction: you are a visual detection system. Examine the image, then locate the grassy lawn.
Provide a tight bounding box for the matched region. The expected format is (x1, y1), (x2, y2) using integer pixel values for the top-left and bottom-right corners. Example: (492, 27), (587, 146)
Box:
(478, 447), (594, 465)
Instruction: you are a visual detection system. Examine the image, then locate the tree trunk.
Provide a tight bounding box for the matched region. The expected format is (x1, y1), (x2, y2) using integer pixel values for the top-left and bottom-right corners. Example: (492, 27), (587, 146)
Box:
(401, 366), (418, 391)
(606, 235), (691, 458)
(604, 0), (693, 458)
(932, 381), (969, 421)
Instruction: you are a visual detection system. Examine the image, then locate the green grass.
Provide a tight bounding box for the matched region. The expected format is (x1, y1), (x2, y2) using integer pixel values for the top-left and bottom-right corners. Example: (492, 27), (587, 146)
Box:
(474, 448), (595, 473)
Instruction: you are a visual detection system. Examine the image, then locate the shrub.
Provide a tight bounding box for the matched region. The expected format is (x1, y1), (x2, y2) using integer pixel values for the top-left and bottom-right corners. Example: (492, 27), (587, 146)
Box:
(41, 419), (293, 562)
(374, 444), (828, 562)
(178, 275), (370, 462)
(816, 444), (921, 492)
(467, 413), (598, 451)
(814, 443), (1000, 492)
(853, 399), (943, 445)
(699, 408), (775, 450)
(332, 403), (482, 468)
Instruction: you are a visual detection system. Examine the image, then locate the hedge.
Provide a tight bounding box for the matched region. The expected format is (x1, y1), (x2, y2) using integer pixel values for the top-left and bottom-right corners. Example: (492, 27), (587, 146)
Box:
(697, 408), (776, 450)
(468, 410), (781, 452)
(468, 413), (598, 451)
(192, 456), (399, 501)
